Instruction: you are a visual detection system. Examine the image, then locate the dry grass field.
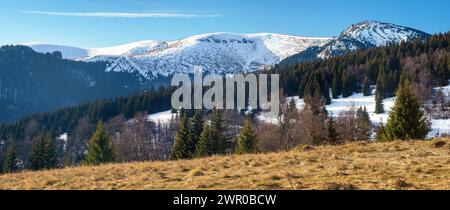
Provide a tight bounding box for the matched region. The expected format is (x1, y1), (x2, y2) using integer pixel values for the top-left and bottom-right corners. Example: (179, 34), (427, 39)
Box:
(1, 139), (449, 190)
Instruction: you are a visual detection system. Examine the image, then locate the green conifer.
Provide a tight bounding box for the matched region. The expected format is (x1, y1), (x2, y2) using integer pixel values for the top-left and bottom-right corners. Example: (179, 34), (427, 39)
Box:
(235, 119), (258, 154)
(195, 124), (214, 157)
(29, 134), (57, 170)
(326, 117), (339, 145)
(3, 143), (18, 173)
(84, 121), (115, 165)
(169, 116), (190, 160)
(382, 81), (430, 141)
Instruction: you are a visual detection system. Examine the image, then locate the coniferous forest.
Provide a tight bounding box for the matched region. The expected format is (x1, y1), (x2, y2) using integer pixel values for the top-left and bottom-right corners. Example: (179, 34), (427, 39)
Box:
(0, 32), (449, 173)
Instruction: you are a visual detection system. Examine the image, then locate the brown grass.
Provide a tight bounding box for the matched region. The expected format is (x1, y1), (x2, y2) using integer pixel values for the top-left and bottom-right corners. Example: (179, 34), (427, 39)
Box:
(1, 139), (449, 190)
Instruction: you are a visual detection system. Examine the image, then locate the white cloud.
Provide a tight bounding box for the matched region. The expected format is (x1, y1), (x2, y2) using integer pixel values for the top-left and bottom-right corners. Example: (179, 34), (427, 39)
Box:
(20, 11), (221, 18)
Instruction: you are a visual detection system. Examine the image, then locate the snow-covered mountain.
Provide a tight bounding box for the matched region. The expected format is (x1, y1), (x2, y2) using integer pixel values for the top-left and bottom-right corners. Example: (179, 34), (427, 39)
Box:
(317, 20), (430, 58)
(27, 33), (332, 79)
(26, 21), (429, 79)
(280, 21), (430, 65)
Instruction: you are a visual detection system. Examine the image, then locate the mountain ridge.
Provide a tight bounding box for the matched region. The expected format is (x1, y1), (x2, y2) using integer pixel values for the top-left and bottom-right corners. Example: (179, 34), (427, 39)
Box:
(280, 21), (430, 66)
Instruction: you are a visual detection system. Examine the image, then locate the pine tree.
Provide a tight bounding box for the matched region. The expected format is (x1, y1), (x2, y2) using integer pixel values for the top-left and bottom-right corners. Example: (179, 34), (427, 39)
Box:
(356, 107), (372, 140)
(362, 76), (371, 96)
(375, 90), (384, 114)
(169, 116), (190, 160)
(375, 122), (387, 142)
(235, 119), (258, 154)
(326, 117), (339, 145)
(331, 70), (341, 99)
(211, 109), (227, 154)
(3, 143), (18, 173)
(195, 124), (214, 157)
(187, 110), (204, 157)
(382, 81), (430, 141)
(29, 134), (57, 170)
(84, 121), (115, 165)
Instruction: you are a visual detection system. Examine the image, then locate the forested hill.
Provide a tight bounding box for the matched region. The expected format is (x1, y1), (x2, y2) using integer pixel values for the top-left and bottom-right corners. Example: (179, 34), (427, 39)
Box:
(1, 32), (448, 143)
(0, 86), (173, 142)
(274, 32), (450, 104)
(0, 45), (146, 122)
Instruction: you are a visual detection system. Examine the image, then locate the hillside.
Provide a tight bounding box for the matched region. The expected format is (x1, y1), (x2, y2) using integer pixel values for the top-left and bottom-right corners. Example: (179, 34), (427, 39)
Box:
(27, 21), (427, 79)
(1, 139), (449, 190)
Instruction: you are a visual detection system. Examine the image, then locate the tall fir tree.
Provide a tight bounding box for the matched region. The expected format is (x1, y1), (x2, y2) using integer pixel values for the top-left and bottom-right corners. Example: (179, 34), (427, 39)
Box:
(235, 119), (258, 154)
(84, 121), (115, 165)
(3, 143), (18, 173)
(362, 76), (371, 96)
(211, 109), (228, 154)
(169, 116), (190, 160)
(29, 134), (57, 170)
(187, 110), (204, 157)
(195, 123), (214, 157)
(374, 90), (384, 114)
(326, 117), (339, 145)
(356, 107), (372, 141)
(381, 81), (430, 141)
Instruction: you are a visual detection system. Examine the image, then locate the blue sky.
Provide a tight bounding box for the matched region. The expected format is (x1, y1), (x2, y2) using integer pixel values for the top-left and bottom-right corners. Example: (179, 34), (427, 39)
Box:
(0, 0), (449, 48)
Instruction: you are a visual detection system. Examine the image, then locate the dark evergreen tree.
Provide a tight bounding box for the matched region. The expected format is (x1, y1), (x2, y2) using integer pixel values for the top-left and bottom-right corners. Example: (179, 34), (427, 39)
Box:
(375, 90), (384, 114)
(187, 110), (204, 157)
(169, 116), (190, 160)
(211, 109), (228, 154)
(235, 119), (258, 154)
(84, 121), (115, 165)
(326, 117), (339, 145)
(376, 122), (387, 142)
(362, 76), (371, 96)
(381, 81), (430, 141)
(29, 134), (57, 170)
(195, 124), (214, 157)
(356, 107), (372, 140)
(3, 143), (18, 173)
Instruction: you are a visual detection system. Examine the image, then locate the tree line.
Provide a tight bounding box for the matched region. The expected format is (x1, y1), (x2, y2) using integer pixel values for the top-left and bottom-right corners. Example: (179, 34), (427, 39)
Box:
(273, 32), (450, 106)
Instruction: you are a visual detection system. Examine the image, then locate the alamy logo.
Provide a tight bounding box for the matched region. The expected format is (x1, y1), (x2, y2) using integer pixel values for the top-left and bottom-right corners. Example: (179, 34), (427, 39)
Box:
(171, 66), (280, 115)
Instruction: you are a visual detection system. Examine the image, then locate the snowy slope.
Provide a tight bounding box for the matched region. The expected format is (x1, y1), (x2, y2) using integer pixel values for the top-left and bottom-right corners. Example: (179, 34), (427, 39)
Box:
(258, 82), (450, 139)
(25, 41), (159, 60)
(86, 33), (332, 78)
(318, 20), (430, 58)
(257, 94), (395, 125)
(26, 33), (331, 79)
(279, 21), (430, 66)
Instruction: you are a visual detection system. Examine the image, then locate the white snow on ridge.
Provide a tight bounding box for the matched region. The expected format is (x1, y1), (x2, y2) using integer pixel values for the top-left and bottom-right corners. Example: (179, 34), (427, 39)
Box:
(25, 33), (332, 78)
(25, 41), (159, 60)
(342, 21), (424, 47)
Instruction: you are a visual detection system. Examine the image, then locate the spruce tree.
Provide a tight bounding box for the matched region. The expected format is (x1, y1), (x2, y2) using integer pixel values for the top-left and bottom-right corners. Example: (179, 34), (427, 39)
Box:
(376, 122), (387, 142)
(382, 81), (430, 141)
(375, 90), (384, 114)
(29, 134), (57, 170)
(169, 116), (190, 160)
(362, 76), (371, 96)
(84, 121), (115, 165)
(211, 109), (227, 154)
(3, 143), (18, 173)
(356, 107), (372, 141)
(235, 119), (258, 154)
(195, 124), (214, 157)
(326, 117), (339, 145)
(187, 110), (204, 157)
